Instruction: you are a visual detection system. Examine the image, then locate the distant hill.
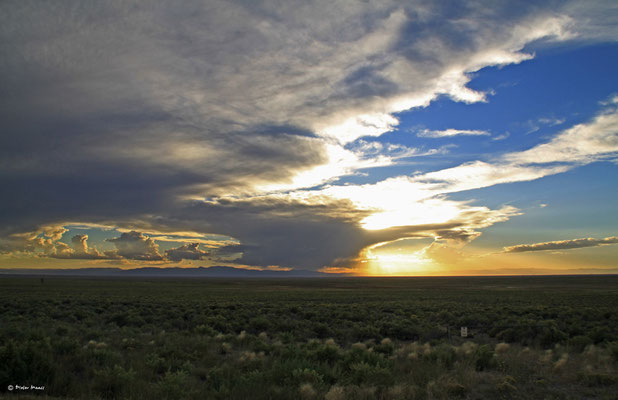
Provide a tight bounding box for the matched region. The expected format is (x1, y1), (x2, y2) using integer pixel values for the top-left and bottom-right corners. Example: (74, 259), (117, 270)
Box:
(0, 266), (342, 278)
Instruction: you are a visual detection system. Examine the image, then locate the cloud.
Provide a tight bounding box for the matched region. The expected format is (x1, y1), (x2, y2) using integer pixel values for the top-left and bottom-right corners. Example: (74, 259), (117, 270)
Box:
(417, 129), (490, 138)
(407, 99), (618, 196)
(52, 234), (111, 260)
(0, 1), (581, 187)
(524, 116), (566, 134)
(70, 234), (89, 254)
(422, 241), (467, 267)
(505, 105), (618, 164)
(106, 231), (163, 261)
(504, 236), (618, 253)
(293, 100), (615, 269)
(411, 161), (570, 194)
(562, 1), (618, 42)
(0, 1), (616, 272)
(350, 140), (435, 160)
(492, 132), (510, 141)
(538, 117), (566, 126)
(50, 237), (113, 260)
(164, 243), (209, 262)
(2, 101), (614, 270)
(1, 227), (217, 262)
(0, 227), (115, 260)
(7, 98), (613, 268)
(0, 226), (67, 255)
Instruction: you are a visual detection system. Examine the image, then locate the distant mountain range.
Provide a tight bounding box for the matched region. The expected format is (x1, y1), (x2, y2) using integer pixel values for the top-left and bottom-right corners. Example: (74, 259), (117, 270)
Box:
(0, 266), (343, 278)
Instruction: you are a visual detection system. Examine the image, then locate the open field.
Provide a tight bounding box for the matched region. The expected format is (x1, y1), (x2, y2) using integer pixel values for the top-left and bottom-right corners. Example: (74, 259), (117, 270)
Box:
(1, 275), (617, 399)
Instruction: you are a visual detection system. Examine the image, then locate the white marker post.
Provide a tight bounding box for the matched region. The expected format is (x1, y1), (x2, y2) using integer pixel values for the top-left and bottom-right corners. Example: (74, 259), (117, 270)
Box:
(460, 326), (468, 338)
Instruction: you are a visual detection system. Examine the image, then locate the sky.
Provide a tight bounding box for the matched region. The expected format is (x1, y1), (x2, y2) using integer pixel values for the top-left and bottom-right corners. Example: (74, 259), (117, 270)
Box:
(1, 0), (617, 275)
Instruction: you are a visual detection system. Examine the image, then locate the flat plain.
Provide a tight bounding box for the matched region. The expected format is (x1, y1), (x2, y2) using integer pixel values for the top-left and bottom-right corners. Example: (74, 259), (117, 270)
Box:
(1, 275), (617, 399)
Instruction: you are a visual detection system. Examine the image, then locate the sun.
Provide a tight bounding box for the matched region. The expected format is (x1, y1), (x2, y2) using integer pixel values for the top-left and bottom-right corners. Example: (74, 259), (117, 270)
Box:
(361, 243), (434, 276)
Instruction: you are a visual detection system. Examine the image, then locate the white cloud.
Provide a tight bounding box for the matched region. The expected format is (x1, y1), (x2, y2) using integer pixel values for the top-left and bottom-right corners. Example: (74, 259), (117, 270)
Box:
(492, 132), (510, 141)
(538, 117), (566, 126)
(319, 113), (400, 144)
(417, 129), (490, 138)
(413, 161), (570, 194)
(66, 234), (105, 258)
(505, 107), (618, 164)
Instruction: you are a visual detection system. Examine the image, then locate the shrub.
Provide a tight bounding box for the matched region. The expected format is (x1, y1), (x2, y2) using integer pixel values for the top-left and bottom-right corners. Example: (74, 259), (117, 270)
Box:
(349, 362), (393, 386)
(497, 376), (517, 393)
(158, 370), (191, 400)
(195, 324), (216, 336)
(578, 372), (618, 387)
(446, 381), (468, 398)
(291, 368), (324, 386)
(590, 326), (611, 344)
(324, 385), (345, 400)
(553, 353), (568, 370)
(109, 313), (129, 327)
(313, 322), (332, 338)
(55, 326), (69, 336)
(299, 383), (317, 399)
(608, 341), (618, 362)
(93, 365), (136, 400)
(146, 353), (167, 374)
(352, 325), (380, 342)
(0, 339), (55, 389)
(537, 325), (568, 348)
(311, 344), (340, 364)
(374, 338), (395, 355)
(475, 344), (495, 371)
(495, 342), (510, 354)
(569, 335), (593, 353)
(432, 344), (456, 369)
(250, 317), (270, 333)
(54, 338), (79, 355)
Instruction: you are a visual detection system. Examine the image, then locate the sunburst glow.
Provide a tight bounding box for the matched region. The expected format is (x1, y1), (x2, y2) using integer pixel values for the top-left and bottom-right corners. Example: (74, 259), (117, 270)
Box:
(359, 240), (436, 276)
(364, 250), (432, 276)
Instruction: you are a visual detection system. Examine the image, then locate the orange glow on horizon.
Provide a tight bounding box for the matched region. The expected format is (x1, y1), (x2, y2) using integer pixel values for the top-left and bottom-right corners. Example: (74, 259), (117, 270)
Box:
(354, 242), (440, 276)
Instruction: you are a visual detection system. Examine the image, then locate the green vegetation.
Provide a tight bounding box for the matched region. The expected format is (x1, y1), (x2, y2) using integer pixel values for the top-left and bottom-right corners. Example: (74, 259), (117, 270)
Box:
(1, 275), (617, 399)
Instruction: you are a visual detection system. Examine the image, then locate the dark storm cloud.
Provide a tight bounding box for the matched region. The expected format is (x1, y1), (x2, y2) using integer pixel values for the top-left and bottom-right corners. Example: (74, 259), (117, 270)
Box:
(1, 0), (616, 270)
(164, 243), (209, 262)
(158, 198), (370, 269)
(504, 236), (618, 253)
(153, 198), (518, 269)
(107, 231), (163, 261)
